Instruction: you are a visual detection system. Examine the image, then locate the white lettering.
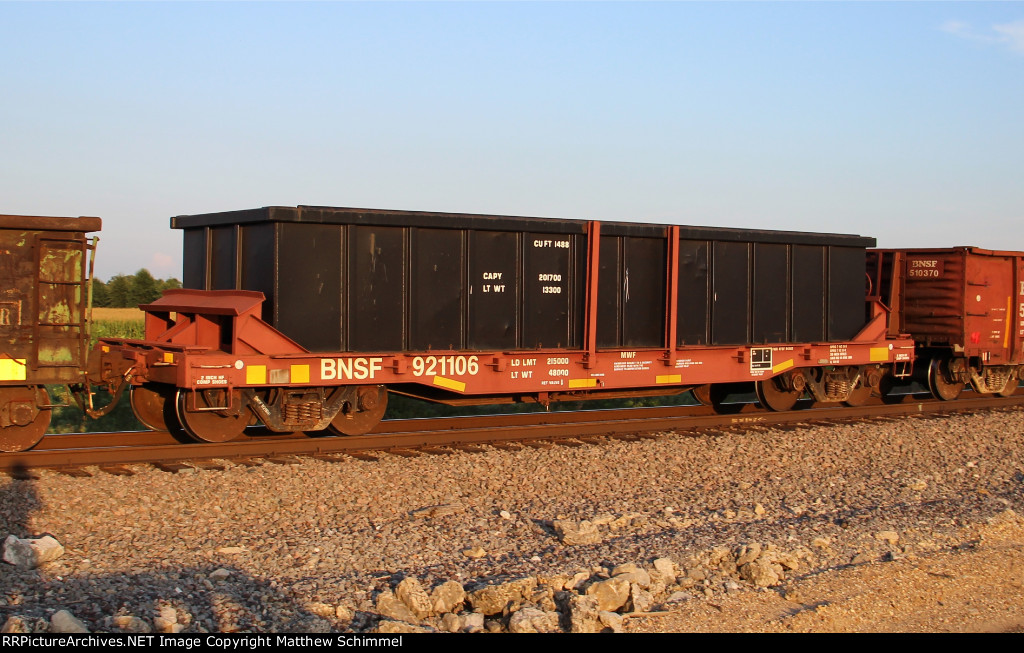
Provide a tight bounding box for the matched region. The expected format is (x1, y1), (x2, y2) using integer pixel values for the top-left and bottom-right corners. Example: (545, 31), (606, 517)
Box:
(532, 239), (570, 249)
(339, 358), (354, 379)
(196, 375), (227, 386)
(322, 357), (384, 381)
(411, 356), (479, 377)
(321, 358), (337, 380)
(353, 358), (370, 380)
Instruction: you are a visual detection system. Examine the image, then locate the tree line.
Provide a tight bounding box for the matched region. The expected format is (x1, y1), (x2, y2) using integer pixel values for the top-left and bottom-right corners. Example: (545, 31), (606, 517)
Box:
(92, 269), (182, 307)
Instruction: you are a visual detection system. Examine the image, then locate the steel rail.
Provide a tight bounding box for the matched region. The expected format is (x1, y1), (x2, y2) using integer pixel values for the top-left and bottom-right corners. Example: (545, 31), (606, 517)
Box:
(3, 394), (1023, 473)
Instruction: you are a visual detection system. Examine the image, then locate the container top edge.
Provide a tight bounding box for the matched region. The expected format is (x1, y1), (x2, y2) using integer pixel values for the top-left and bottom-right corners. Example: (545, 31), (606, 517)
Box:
(168, 205), (875, 246)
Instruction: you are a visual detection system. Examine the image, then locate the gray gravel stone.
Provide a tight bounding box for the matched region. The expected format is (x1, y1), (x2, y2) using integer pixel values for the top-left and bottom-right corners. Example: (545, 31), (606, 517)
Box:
(567, 594), (601, 633)
(462, 612), (485, 631)
(395, 577), (432, 619)
(375, 590), (419, 624)
(629, 585), (655, 613)
(508, 607), (560, 633)
(585, 576), (630, 611)
(652, 557), (677, 583)
(112, 616), (152, 633)
(2, 535), (64, 569)
(50, 610), (88, 634)
(377, 620), (432, 634)
(0, 408), (1019, 633)
(467, 577), (536, 615)
(553, 519), (602, 545)
(598, 610), (624, 633)
(1, 616), (48, 633)
(429, 580), (466, 615)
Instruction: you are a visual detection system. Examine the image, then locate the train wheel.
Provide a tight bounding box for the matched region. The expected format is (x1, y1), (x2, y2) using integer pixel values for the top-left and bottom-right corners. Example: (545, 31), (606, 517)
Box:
(691, 383), (744, 414)
(691, 384), (712, 406)
(130, 384), (179, 431)
(927, 358), (963, 401)
(175, 389), (249, 443)
(843, 382), (873, 407)
(755, 379), (801, 412)
(327, 385), (388, 436)
(998, 380), (1019, 397)
(0, 387), (50, 453)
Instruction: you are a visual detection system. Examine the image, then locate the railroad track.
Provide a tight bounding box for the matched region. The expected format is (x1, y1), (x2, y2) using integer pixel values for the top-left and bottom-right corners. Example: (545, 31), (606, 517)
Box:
(4, 393), (1023, 476)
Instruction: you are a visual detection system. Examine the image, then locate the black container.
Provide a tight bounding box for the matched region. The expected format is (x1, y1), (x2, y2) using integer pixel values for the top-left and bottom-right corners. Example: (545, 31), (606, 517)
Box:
(172, 206), (874, 353)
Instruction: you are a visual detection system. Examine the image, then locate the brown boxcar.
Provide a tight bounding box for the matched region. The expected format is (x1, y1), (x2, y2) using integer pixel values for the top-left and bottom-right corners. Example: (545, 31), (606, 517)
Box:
(869, 247), (1024, 398)
(0, 214), (101, 451)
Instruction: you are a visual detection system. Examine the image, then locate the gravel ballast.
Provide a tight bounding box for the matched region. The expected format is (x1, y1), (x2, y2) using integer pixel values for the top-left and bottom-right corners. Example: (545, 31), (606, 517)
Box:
(1, 407), (1022, 633)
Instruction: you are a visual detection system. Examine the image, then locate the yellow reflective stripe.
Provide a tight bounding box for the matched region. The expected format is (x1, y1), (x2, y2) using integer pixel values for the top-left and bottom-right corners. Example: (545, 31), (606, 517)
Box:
(772, 359), (794, 374)
(656, 375), (681, 384)
(246, 365), (267, 385)
(291, 364), (310, 384)
(569, 378), (598, 388)
(869, 347), (890, 362)
(1006, 297), (1012, 349)
(433, 376), (466, 392)
(0, 358), (26, 381)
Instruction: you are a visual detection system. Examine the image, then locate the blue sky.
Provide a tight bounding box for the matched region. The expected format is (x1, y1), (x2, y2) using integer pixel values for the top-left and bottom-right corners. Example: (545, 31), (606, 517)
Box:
(1, 1), (1022, 280)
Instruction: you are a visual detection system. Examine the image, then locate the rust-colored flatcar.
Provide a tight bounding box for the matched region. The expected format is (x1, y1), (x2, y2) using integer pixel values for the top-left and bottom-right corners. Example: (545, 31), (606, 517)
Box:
(83, 206), (915, 443)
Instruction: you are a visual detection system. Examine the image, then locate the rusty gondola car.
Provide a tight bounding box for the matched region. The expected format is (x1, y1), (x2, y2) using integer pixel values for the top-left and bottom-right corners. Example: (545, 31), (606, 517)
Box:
(85, 206), (917, 445)
(0, 214), (101, 452)
(869, 247), (1024, 399)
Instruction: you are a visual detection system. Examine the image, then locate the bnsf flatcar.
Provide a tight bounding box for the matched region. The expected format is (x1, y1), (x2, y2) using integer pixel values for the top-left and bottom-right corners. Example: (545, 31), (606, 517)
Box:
(86, 206), (916, 446)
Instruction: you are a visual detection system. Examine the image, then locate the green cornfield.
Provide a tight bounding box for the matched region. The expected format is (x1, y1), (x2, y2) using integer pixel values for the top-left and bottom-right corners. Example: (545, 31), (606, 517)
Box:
(47, 316), (146, 434)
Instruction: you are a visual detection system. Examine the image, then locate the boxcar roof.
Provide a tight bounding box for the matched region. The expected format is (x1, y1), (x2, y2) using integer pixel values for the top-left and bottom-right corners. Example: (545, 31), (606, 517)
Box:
(875, 246), (1024, 257)
(170, 205), (875, 247)
(0, 214), (102, 232)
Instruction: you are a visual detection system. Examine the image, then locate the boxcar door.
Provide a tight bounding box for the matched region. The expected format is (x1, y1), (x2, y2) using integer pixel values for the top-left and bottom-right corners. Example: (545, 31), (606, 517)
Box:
(1016, 256), (1024, 364)
(34, 235), (90, 379)
(964, 254), (1015, 364)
